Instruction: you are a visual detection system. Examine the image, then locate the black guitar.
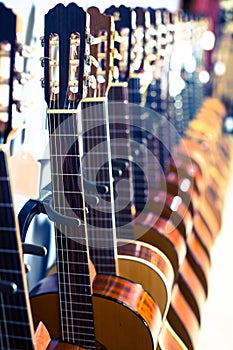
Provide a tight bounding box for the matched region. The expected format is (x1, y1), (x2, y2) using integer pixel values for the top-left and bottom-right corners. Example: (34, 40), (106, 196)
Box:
(0, 3), (50, 349)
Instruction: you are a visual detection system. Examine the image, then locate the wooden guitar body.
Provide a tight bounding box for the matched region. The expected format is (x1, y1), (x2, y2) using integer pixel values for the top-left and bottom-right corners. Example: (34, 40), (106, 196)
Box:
(30, 273), (162, 350)
(146, 188), (211, 294)
(163, 283), (200, 350)
(45, 238), (174, 321)
(167, 155), (222, 239)
(165, 173), (214, 256)
(173, 140), (225, 218)
(134, 212), (187, 278)
(133, 197), (209, 320)
(157, 321), (188, 350)
(117, 238), (174, 318)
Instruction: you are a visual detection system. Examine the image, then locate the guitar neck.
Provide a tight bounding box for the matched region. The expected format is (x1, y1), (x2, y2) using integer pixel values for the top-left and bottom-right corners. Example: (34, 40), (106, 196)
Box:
(47, 109), (96, 349)
(0, 147), (35, 349)
(108, 82), (135, 237)
(0, 3), (36, 349)
(81, 99), (118, 275)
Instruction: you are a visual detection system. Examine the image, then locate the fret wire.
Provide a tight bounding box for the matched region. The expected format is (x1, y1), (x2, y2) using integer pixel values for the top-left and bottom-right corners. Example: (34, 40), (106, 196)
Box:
(1, 304), (30, 311)
(59, 323), (96, 329)
(0, 227), (15, 231)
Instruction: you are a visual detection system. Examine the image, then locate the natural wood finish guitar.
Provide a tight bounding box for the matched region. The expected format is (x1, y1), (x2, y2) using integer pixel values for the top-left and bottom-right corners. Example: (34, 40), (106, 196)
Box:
(30, 5), (162, 349)
(83, 6), (174, 320)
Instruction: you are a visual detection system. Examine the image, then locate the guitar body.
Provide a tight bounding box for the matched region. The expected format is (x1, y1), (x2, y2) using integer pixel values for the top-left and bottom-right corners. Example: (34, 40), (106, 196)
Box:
(133, 207), (209, 318)
(45, 238), (174, 321)
(147, 188), (211, 295)
(117, 238), (174, 318)
(30, 273), (162, 350)
(172, 142), (224, 231)
(178, 257), (206, 326)
(46, 342), (85, 350)
(165, 173), (214, 256)
(167, 157), (222, 239)
(157, 321), (188, 350)
(134, 212), (187, 278)
(163, 283), (200, 350)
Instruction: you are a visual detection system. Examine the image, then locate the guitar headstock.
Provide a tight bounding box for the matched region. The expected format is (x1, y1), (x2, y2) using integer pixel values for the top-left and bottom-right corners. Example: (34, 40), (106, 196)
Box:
(105, 5), (132, 82)
(42, 3), (95, 109)
(87, 6), (115, 97)
(131, 7), (146, 74)
(0, 3), (16, 144)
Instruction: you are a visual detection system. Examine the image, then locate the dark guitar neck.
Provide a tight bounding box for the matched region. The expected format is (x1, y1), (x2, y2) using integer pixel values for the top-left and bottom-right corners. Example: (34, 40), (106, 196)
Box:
(81, 99), (117, 275)
(48, 109), (96, 349)
(0, 149), (35, 349)
(0, 4), (35, 349)
(108, 83), (135, 237)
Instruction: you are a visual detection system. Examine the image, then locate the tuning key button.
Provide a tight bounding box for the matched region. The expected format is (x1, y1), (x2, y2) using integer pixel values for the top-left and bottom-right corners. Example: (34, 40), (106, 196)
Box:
(40, 36), (45, 47)
(40, 57), (45, 67)
(86, 33), (101, 46)
(40, 78), (45, 88)
(86, 55), (99, 68)
(87, 75), (97, 90)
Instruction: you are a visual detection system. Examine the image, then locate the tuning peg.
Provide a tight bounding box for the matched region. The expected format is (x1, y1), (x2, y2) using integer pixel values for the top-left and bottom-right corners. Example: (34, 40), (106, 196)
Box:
(113, 30), (123, 43)
(69, 80), (78, 94)
(86, 55), (99, 68)
(14, 71), (31, 85)
(86, 34), (101, 46)
(40, 78), (45, 88)
(112, 66), (120, 80)
(40, 57), (45, 67)
(16, 43), (33, 58)
(40, 36), (45, 47)
(87, 75), (97, 90)
(112, 48), (122, 61)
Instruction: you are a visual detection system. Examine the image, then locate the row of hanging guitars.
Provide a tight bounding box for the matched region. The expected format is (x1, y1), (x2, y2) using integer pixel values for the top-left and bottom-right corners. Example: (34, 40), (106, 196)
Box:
(0, 2), (231, 350)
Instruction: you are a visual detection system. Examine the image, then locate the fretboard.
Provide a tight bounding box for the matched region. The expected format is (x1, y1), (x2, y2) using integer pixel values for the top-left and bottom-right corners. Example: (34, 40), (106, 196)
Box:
(128, 77), (148, 213)
(0, 148), (35, 350)
(145, 77), (171, 174)
(81, 99), (117, 275)
(48, 109), (96, 349)
(108, 83), (135, 238)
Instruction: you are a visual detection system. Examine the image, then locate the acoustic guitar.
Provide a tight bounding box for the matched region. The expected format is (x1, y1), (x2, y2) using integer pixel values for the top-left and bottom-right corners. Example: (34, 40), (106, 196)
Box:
(29, 4), (161, 350)
(83, 6), (174, 320)
(0, 3), (50, 349)
(104, 8), (203, 349)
